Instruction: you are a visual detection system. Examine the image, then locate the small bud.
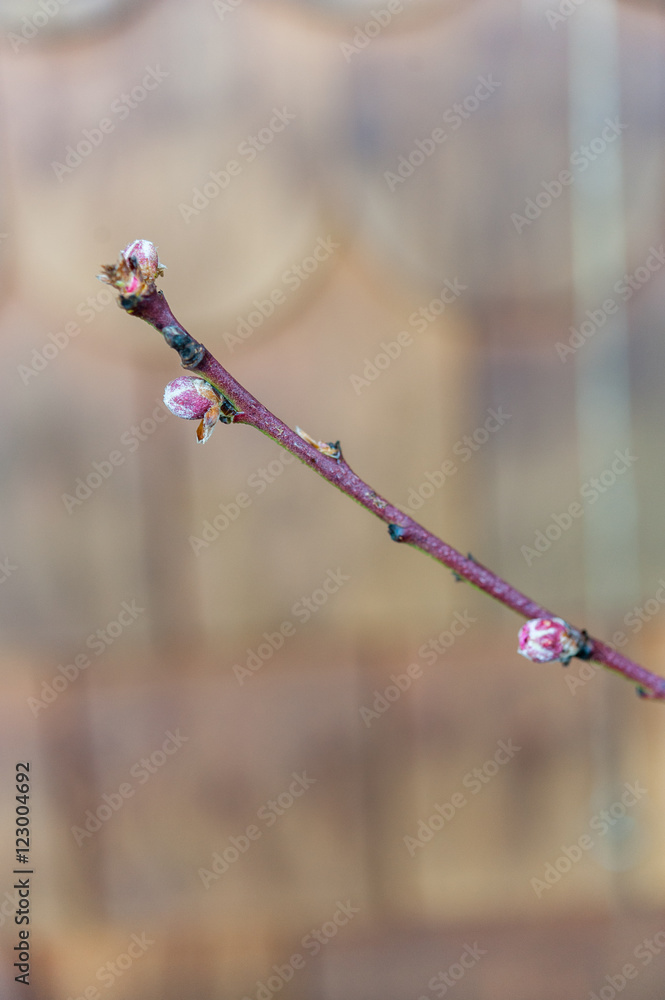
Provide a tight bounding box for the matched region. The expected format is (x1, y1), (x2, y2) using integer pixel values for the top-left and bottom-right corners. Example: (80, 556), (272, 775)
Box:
(295, 426), (342, 460)
(164, 376), (218, 420)
(98, 239), (164, 298)
(164, 376), (222, 443)
(122, 239), (162, 287)
(518, 616), (587, 665)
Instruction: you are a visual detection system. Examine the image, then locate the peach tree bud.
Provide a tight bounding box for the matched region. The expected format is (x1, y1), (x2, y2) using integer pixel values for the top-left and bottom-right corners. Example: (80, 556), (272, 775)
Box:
(164, 376), (218, 419)
(98, 238), (164, 298)
(122, 239), (162, 286)
(518, 617), (588, 666)
(164, 376), (222, 443)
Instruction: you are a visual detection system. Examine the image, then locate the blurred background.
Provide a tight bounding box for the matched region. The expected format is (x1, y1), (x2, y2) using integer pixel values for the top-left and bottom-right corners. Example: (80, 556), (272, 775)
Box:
(2, 0), (665, 996)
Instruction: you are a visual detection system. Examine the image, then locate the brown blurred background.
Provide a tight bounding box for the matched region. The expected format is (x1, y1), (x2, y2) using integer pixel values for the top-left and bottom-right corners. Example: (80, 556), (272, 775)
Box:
(2, 0), (665, 997)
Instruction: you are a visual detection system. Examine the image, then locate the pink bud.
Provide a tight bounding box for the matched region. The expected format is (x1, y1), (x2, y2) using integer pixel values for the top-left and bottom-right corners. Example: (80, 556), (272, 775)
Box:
(98, 239), (164, 297)
(122, 239), (162, 285)
(163, 376), (219, 420)
(163, 376), (223, 443)
(518, 617), (586, 665)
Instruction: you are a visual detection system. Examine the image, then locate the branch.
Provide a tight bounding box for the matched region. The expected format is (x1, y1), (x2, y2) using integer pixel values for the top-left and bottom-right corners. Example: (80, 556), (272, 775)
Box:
(99, 241), (665, 702)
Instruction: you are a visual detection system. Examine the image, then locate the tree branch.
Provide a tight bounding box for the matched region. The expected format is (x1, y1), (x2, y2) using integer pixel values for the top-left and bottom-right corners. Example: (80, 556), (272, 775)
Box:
(99, 245), (665, 701)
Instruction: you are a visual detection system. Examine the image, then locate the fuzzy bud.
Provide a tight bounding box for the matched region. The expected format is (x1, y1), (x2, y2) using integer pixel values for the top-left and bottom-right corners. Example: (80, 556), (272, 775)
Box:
(164, 376), (219, 419)
(518, 617), (587, 665)
(163, 376), (223, 444)
(98, 239), (164, 298)
(122, 239), (162, 285)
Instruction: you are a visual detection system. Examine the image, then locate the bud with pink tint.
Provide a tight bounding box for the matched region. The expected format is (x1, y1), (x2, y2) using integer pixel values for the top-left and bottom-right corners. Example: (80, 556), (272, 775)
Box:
(164, 376), (222, 443)
(518, 616), (590, 665)
(98, 239), (164, 297)
(163, 376), (219, 419)
(122, 239), (162, 286)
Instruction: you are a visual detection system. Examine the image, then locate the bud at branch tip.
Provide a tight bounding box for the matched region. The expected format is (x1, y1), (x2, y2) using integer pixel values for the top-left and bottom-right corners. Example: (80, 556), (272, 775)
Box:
(98, 239), (164, 299)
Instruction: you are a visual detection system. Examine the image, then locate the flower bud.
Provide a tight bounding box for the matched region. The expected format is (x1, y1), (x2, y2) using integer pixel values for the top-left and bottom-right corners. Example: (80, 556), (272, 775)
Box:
(163, 376), (222, 444)
(98, 239), (164, 298)
(163, 376), (219, 420)
(518, 617), (586, 665)
(122, 239), (162, 285)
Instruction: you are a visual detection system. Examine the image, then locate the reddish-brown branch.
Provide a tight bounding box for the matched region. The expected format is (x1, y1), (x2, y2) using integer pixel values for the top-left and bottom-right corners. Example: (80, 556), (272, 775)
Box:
(113, 284), (665, 701)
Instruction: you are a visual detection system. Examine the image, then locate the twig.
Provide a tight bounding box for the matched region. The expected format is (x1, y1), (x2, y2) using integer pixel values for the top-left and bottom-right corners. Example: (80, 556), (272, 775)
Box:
(99, 243), (665, 701)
